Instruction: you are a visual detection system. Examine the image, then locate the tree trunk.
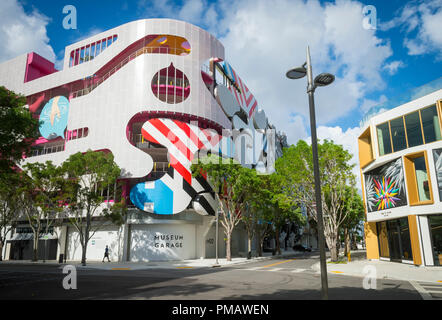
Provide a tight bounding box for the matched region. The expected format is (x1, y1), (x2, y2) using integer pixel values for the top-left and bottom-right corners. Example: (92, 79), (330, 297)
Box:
(351, 233), (358, 250)
(0, 241), (3, 261)
(345, 229), (351, 256)
(343, 228), (349, 256)
(330, 242), (339, 262)
(247, 232), (252, 259)
(226, 233), (231, 261)
(32, 233), (39, 261)
(256, 228), (262, 257)
(275, 228), (281, 255)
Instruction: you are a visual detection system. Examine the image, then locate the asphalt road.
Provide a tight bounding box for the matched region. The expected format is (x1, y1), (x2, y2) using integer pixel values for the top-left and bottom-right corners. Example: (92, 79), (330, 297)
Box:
(0, 254), (427, 300)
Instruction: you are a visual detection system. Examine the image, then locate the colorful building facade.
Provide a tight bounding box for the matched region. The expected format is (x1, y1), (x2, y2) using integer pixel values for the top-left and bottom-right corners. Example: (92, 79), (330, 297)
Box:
(359, 86), (442, 266)
(0, 19), (287, 262)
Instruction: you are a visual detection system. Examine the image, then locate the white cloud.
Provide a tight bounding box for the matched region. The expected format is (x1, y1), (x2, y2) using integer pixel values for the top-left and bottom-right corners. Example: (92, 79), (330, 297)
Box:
(381, 0), (442, 58)
(360, 94), (388, 114)
(216, 0), (392, 145)
(383, 60), (405, 75)
(305, 125), (363, 191)
(0, 0), (55, 63)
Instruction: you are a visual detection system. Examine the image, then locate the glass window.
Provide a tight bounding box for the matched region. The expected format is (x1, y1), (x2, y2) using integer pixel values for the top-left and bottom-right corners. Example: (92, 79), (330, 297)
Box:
(428, 214), (442, 266)
(420, 105), (441, 144)
(390, 117), (407, 152)
(85, 46), (90, 62)
(377, 221), (390, 258)
(432, 148), (442, 201)
(405, 111), (423, 147)
(414, 156), (431, 202)
(96, 41), (101, 56)
(80, 47), (85, 64)
(90, 44), (95, 60)
(377, 122), (392, 156)
(399, 218), (413, 261)
(101, 39), (107, 51)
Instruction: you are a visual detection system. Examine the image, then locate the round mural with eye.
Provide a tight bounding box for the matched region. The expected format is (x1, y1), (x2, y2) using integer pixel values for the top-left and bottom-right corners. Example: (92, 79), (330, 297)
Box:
(151, 63), (190, 104)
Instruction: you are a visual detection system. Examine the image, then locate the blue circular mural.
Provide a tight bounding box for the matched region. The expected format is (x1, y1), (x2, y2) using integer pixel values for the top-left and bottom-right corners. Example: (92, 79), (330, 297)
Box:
(39, 96), (69, 139)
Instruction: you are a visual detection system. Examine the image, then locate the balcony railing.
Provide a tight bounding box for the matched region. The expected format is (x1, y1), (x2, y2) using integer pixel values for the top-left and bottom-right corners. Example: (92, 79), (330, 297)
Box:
(71, 46), (188, 99)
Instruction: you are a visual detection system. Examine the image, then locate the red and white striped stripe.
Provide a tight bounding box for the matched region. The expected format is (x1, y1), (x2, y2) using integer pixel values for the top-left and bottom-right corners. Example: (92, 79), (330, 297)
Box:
(228, 67), (258, 118)
(141, 118), (220, 185)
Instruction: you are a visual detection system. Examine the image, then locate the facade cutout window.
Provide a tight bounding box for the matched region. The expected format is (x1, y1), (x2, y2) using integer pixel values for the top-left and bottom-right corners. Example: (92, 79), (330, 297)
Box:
(404, 151), (433, 205)
(151, 64), (190, 104)
(66, 127), (89, 141)
(377, 122), (392, 156)
(29, 142), (65, 157)
(69, 35), (118, 67)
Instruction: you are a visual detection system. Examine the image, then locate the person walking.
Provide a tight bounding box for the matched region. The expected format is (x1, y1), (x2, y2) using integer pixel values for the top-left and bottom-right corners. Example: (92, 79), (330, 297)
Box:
(102, 245), (111, 262)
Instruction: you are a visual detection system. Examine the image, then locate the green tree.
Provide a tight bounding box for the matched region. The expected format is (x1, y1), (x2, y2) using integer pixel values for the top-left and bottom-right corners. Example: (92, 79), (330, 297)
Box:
(62, 150), (126, 266)
(0, 86), (40, 173)
(192, 155), (251, 261)
(0, 171), (21, 261)
(340, 187), (365, 256)
(276, 140), (356, 261)
(19, 161), (66, 261)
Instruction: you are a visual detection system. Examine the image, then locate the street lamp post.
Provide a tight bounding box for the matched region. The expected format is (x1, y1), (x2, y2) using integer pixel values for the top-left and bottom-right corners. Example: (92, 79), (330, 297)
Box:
(286, 46), (334, 300)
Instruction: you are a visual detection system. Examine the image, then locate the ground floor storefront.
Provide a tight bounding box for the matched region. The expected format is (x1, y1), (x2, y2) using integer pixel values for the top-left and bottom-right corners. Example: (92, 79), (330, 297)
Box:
(2, 210), (250, 262)
(365, 214), (441, 266)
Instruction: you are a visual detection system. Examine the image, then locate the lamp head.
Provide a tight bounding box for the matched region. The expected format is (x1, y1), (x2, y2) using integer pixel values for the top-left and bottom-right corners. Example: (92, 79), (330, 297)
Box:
(314, 73), (335, 87)
(286, 66), (307, 79)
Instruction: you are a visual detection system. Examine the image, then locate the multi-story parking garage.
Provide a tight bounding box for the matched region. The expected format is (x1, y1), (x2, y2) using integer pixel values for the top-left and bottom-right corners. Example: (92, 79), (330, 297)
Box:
(0, 19), (287, 262)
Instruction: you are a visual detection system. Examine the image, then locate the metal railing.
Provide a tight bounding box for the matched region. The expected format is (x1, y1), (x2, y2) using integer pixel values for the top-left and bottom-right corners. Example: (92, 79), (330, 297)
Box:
(71, 46), (190, 99)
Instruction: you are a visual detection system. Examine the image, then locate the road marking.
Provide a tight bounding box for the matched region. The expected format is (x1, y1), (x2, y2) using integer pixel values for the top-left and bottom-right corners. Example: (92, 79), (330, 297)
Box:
(243, 267), (263, 271)
(330, 271), (344, 274)
(261, 259), (295, 268)
(267, 268), (284, 272)
(409, 281), (434, 300)
(176, 266), (193, 269)
(291, 268), (307, 273)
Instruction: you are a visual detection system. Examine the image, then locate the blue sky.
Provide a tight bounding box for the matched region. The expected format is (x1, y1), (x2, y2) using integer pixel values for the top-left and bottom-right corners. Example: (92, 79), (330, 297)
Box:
(1, 0), (441, 178)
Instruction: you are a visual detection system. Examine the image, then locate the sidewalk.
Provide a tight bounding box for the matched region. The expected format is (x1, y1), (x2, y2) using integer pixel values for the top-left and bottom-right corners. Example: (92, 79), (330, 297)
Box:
(0, 249), (304, 271)
(312, 250), (442, 284)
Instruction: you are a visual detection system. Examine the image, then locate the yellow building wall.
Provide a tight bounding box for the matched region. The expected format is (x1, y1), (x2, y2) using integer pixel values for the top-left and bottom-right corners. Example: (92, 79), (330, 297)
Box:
(364, 222), (379, 260)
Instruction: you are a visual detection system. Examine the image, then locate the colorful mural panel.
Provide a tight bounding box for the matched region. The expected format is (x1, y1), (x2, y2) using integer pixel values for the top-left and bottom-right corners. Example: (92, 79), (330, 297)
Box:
(39, 96), (69, 139)
(365, 158), (407, 213)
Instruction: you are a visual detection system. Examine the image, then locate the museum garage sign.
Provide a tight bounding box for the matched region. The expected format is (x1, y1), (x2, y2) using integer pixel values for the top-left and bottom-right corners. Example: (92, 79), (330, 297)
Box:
(154, 234), (184, 248)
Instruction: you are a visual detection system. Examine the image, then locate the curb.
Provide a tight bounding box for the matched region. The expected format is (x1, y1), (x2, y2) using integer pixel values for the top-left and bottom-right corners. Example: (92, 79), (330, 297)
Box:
(311, 261), (442, 284)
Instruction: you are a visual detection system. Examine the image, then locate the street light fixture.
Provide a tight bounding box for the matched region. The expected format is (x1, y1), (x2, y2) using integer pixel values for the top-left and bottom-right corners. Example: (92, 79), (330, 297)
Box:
(286, 46), (334, 300)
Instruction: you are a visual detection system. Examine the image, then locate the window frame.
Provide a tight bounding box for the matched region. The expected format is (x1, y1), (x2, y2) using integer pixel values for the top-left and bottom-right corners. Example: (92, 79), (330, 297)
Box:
(403, 151), (434, 206)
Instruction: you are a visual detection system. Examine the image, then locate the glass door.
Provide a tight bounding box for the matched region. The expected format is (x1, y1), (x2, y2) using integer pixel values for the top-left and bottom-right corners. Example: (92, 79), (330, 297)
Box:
(428, 214), (442, 266)
(387, 220), (402, 262)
